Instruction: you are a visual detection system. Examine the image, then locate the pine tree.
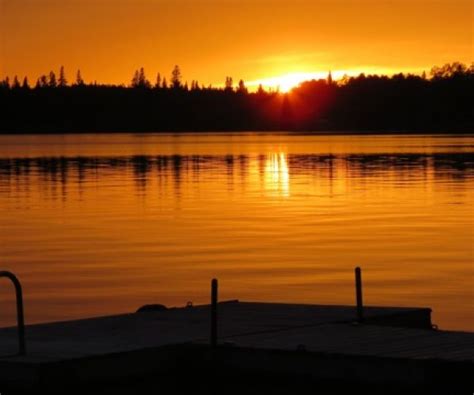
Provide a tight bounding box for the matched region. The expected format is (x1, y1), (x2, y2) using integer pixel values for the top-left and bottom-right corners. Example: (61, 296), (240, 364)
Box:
(12, 76), (21, 89)
(225, 76), (233, 91)
(155, 73), (162, 89)
(76, 70), (85, 86)
(162, 77), (168, 89)
(37, 75), (48, 88)
(58, 66), (67, 87)
(138, 67), (151, 88)
(48, 71), (57, 87)
(171, 65), (182, 89)
(0, 76), (10, 89)
(131, 70), (140, 87)
(327, 70), (333, 85)
(237, 80), (247, 94)
(22, 76), (30, 89)
(131, 68), (151, 88)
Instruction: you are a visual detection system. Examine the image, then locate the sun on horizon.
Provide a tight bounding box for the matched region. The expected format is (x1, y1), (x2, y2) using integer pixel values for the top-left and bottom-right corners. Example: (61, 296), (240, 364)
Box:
(241, 65), (435, 93)
(245, 72), (326, 93)
(244, 70), (368, 93)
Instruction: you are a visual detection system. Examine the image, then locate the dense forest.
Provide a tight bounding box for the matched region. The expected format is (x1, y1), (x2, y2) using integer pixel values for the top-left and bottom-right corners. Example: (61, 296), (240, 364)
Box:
(0, 62), (472, 133)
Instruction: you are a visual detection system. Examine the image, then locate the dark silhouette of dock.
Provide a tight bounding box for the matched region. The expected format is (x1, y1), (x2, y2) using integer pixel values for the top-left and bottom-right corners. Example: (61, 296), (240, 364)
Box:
(0, 271), (472, 393)
(0, 300), (472, 393)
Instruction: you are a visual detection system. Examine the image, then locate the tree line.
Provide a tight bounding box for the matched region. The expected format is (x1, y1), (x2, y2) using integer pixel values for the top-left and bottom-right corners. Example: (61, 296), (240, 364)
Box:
(0, 62), (472, 133)
(0, 65), (248, 92)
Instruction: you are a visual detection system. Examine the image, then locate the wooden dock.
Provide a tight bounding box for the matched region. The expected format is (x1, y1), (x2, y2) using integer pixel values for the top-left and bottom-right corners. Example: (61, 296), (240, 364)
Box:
(0, 300), (472, 393)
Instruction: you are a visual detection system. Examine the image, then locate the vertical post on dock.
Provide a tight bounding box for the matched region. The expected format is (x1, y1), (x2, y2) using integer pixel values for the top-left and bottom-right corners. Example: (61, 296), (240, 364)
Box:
(211, 278), (218, 348)
(355, 267), (364, 322)
(0, 271), (26, 355)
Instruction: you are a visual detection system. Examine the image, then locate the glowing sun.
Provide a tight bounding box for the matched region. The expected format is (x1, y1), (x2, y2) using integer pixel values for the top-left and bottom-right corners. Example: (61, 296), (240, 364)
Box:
(248, 71), (329, 93)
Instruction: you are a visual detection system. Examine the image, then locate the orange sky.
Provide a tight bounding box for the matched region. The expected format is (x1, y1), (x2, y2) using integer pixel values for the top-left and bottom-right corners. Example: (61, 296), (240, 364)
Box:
(1, 0), (472, 88)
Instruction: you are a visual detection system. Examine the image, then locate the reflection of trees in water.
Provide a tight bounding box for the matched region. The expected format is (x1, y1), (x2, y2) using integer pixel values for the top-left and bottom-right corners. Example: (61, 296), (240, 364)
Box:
(288, 153), (474, 181)
(132, 155), (151, 192)
(0, 153), (473, 196)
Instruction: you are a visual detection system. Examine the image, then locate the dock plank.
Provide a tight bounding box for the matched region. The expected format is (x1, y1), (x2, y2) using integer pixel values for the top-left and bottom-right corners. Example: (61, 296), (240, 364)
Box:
(1, 301), (471, 391)
(225, 323), (474, 363)
(0, 301), (432, 363)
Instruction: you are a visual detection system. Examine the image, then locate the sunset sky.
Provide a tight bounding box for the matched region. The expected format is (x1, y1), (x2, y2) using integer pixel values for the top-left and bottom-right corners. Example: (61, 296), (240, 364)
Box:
(1, 0), (472, 89)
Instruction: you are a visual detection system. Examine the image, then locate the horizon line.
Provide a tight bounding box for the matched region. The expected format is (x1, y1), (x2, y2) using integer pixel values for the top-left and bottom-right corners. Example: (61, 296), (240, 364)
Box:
(1, 62), (471, 92)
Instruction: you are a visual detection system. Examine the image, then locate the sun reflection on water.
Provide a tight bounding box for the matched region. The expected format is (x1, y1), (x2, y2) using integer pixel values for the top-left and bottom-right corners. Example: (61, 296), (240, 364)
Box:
(264, 152), (290, 196)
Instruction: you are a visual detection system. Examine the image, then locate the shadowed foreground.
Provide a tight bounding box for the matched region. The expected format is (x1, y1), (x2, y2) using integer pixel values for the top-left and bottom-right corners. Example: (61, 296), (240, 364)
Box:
(0, 302), (472, 394)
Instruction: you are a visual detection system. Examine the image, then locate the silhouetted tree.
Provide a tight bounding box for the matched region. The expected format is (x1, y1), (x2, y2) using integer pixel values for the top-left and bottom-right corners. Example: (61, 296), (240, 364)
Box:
(58, 66), (67, 87)
(225, 76), (233, 92)
(75, 70), (85, 86)
(0, 77), (10, 89)
(162, 77), (168, 89)
(171, 65), (182, 89)
(0, 61), (472, 133)
(327, 70), (333, 85)
(12, 76), (21, 89)
(131, 68), (151, 88)
(339, 74), (350, 86)
(155, 73), (162, 89)
(431, 62), (468, 79)
(190, 80), (201, 91)
(139, 67), (151, 88)
(237, 79), (247, 94)
(131, 70), (140, 87)
(48, 71), (57, 88)
(36, 75), (48, 88)
(22, 77), (29, 89)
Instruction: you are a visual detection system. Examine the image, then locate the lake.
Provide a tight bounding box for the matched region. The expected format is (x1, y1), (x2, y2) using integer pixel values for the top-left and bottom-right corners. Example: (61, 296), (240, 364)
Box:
(0, 133), (473, 330)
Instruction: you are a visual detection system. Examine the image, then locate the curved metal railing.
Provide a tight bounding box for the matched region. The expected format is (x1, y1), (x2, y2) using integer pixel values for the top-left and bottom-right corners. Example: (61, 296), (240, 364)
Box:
(0, 271), (26, 355)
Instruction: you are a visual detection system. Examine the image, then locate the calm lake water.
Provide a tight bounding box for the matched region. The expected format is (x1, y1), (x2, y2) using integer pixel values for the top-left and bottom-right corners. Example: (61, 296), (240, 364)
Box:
(0, 133), (473, 330)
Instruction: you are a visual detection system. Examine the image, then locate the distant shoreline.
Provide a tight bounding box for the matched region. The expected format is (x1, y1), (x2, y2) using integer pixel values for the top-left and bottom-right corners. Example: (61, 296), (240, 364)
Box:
(2, 64), (472, 136)
(0, 129), (472, 135)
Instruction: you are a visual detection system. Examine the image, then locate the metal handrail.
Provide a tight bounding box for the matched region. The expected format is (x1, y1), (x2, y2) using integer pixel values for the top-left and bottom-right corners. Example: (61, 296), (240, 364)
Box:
(355, 267), (364, 322)
(210, 278), (218, 348)
(0, 271), (26, 355)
